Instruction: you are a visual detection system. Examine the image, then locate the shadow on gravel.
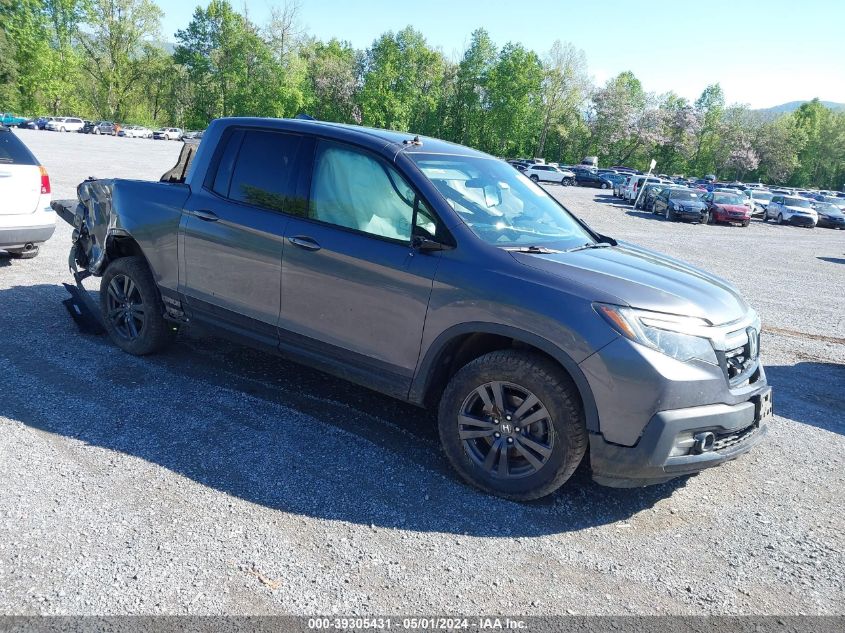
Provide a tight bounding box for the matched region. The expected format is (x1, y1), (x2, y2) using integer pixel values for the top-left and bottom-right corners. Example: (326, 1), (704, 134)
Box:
(766, 362), (845, 436)
(817, 257), (845, 265)
(2, 283), (688, 537)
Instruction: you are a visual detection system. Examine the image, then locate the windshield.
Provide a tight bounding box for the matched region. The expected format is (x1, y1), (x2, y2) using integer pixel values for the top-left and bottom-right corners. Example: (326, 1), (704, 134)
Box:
(670, 190), (699, 200)
(815, 203), (842, 214)
(784, 197), (811, 208)
(753, 192), (773, 202)
(412, 154), (595, 248)
(713, 193), (745, 205)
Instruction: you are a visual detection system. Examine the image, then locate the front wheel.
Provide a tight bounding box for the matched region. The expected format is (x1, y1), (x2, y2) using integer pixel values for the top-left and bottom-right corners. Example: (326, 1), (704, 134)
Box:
(563, 177), (574, 186)
(100, 256), (175, 356)
(601, 182), (608, 189)
(742, 220), (750, 227)
(438, 350), (587, 501)
(529, 175), (539, 182)
(777, 213), (783, 225)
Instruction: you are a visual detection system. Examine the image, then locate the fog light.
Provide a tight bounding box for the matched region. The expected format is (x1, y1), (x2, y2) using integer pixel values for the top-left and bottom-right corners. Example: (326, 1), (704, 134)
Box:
(692, 431), (716, 454)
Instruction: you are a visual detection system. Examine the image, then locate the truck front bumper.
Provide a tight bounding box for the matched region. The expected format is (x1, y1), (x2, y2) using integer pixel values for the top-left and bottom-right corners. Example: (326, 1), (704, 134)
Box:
(589, 389), (770, 488)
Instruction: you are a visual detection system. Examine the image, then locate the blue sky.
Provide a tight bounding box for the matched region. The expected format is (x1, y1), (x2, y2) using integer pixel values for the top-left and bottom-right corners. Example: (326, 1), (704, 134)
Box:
(156, 0), (845, 109)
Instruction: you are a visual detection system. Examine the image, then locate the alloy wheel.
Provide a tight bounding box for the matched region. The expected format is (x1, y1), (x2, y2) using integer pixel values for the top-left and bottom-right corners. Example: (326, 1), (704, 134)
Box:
(458, 381), (554, 479)
(105, 274), (146, 341)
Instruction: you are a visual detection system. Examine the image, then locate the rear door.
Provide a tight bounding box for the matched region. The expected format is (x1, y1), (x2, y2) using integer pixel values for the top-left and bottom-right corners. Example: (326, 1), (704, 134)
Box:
(0, 130), (41, 216)
(179, 127), (308, 345)
(278, 139), (441, 396)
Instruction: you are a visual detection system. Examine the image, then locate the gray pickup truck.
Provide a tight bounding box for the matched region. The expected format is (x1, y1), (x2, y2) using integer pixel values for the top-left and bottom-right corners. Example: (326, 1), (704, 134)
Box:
(55, 117), (771, 500)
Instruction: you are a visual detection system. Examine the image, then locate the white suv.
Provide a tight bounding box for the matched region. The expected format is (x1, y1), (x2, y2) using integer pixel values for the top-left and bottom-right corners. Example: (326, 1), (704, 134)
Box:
(523, 164), (575, 185)
(0, 128), (55, 258)
(154, 127), (183, 141)
(46, 117), (84, 132)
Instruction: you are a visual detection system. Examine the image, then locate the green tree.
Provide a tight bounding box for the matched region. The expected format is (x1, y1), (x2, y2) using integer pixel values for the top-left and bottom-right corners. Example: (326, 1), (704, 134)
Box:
(447, 28), (497, 148)
(77, 0), (163, 120)
(486, 42), (543, 156)
(358, 26), (445, 134)
(535, 40), (589, 158)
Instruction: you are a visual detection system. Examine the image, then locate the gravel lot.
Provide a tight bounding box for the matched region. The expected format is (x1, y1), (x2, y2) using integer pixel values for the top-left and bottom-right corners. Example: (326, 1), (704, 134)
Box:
(1, 129), (843, 616)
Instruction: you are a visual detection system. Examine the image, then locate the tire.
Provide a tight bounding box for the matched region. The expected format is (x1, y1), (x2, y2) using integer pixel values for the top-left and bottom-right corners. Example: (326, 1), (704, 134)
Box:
(529, 174), (539, 182)
(665, 207), (675, 221)
(437, 350), (587, 501)
(6, 246), (39, 259)
(761, 211), (767, 222)
(563, 178), (574, 186)
(705, 212), (712, 225)
(94, 128), (100, 135)
(777, 213), (783, 225)
(601, 183), (608, 189)
(742, 220), (750, 227)
(100, 256), (175, 355)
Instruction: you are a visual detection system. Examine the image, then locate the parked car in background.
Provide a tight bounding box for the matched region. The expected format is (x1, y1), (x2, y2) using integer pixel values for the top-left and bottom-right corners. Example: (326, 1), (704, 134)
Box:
(46, 117), (84, 132)
(53, 116), (771, 500)
(524, 164), (575, 185)
(624, 175), (661, 202)
(613, 175), (630, 198)
(154, 127), (183, 141)
(0, 113), (28, 127)
(761, 195), (817, 227)
(602, 172), (627, 193)
(652, 188), (708, 223)
(182, 130), (205, 140)
(812, 194), (845, 211)
(634, 183), (669, 211)
(743, 189), (773, 217)
(26, 116), (54, 130)
(813, 202), (845, 229)
(702, 191), (752, 226)
(83, 120), (117, 135)
(120, 125), (153, 139)
(571, 167), (613, 189)
(0, 125), (54, 259)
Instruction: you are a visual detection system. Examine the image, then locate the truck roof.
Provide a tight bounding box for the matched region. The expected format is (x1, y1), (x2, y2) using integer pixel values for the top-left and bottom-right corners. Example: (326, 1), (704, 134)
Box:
(207, 117), (491, 160)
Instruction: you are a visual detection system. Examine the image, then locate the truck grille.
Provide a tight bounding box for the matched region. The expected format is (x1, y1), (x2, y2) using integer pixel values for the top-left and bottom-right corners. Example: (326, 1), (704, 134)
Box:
(713, 423), (758, 452)
(721, 326), (761, 387)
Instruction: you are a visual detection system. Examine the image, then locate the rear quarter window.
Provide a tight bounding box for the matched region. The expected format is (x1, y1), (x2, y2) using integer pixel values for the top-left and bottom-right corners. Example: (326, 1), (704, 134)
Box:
(0, 131), (37, 165)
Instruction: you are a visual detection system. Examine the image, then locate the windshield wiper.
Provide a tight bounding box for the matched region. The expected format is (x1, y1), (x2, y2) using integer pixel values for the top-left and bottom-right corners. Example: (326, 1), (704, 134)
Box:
(502, 245), (562, 254)
(566, 242), (612, 253)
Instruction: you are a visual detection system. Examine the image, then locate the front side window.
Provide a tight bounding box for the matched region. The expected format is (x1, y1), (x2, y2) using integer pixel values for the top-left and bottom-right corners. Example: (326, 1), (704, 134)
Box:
(310, 141), (415, 241)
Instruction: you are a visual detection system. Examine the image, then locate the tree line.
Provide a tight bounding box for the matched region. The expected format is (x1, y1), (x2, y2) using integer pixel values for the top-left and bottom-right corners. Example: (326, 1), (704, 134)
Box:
(2, 0), (844, 189)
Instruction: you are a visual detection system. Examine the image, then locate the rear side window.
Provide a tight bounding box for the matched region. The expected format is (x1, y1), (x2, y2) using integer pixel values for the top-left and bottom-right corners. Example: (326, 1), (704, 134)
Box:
(0, 131), (37, 165)
(224, 130), (303, 213)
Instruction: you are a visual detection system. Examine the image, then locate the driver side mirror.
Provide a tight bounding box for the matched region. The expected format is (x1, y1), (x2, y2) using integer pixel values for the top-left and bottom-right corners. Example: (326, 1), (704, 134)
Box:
(412, 235), (448, 252)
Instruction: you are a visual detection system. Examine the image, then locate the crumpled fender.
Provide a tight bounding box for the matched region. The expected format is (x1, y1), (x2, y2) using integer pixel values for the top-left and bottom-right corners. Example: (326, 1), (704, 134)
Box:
(70, 178), (120, 276)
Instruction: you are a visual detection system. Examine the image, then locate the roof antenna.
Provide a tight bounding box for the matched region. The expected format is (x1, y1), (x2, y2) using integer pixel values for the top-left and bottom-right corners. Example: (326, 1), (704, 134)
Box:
(403, 135), (422, 146)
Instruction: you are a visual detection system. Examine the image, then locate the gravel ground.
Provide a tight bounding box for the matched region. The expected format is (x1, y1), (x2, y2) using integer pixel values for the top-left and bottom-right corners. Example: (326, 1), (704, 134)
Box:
(0, 129), (843, 616)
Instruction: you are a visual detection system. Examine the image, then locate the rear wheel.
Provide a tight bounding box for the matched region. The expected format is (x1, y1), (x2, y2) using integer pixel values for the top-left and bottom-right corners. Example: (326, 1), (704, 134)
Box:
(438, 350), (587, 501)
(530, 174), (539, 182)
(601, 182), (608, 189)
(742, 220), (750, 227)
(100, 256), (175, 355)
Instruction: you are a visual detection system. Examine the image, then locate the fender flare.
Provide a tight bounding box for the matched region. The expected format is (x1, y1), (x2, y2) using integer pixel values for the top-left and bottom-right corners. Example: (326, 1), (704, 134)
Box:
(409, 321), (600, 433)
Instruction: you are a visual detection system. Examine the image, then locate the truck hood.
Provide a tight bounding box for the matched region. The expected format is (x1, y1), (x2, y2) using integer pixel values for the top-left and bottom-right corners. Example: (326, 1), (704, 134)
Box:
(510, 242), (749, 325)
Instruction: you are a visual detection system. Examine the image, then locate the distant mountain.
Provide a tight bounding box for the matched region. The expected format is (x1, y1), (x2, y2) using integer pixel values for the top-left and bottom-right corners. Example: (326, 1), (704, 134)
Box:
(756, 100), (845, 115)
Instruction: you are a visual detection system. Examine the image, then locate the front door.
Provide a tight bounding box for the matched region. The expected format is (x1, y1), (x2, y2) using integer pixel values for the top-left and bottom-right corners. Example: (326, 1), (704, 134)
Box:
(279, 139), (442, 397)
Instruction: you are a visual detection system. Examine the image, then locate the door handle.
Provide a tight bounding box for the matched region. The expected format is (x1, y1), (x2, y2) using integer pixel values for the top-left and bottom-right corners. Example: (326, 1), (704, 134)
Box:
(288, 236), (321, 251)
(191, 209), (219, 222)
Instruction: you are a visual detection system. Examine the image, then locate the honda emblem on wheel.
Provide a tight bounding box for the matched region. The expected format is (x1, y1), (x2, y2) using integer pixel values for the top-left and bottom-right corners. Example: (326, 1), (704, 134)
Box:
(500, 423), (513, 434)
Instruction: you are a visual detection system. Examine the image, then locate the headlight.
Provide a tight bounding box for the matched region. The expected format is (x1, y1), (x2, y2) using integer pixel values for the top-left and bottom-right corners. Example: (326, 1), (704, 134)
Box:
(672, 203), (682, 211)
(594, 304), (718, 365)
